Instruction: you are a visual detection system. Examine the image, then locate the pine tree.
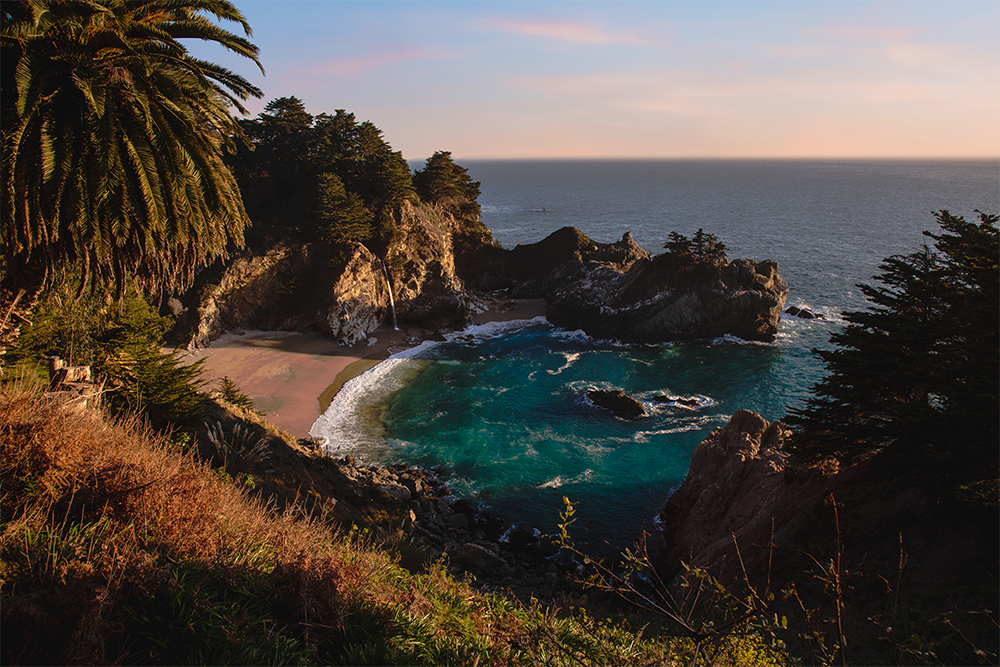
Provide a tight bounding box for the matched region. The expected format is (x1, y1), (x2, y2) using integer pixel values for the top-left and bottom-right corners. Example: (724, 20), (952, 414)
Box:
(663, 229), (727, 263)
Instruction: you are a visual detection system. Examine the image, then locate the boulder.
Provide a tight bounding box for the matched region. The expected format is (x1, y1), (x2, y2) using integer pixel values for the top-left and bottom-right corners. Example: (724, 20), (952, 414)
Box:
(784, 306), (824, 320)
(653, 395), (701, 407)
(462, 542), (507, 572)
(656, 410), (835, 586)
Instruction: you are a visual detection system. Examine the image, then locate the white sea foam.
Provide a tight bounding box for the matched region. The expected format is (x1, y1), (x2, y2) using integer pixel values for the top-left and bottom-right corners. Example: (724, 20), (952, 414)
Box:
(708, 333), (770, 345)
(448, 316), (551, 343)
(309, 317), (552, 454)
(643, 392), (715, 411)
(309, 340), (440, 454)
(781, 302), (844, 323)
(628, 420), (717, 443)
(539, 469), (595, 489)
(547, 351), (581, 375)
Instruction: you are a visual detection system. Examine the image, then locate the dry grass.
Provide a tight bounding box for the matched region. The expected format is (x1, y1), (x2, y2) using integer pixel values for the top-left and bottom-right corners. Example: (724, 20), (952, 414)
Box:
(6, 375), (992, 665)
(1, 379), (348, 664)
(1, 379), (693, 666)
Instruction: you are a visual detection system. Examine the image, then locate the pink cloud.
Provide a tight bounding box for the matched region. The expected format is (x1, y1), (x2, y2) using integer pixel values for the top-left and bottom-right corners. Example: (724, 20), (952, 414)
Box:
(488, 18), (652, 45)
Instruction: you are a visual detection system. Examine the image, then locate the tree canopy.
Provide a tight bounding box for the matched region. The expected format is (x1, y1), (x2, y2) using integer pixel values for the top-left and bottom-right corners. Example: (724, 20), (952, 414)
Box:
(412, 151), (482, 220)
(787, 210), (999, 477)
(663, 229), (728, 264)
(228, 99), (416, 249)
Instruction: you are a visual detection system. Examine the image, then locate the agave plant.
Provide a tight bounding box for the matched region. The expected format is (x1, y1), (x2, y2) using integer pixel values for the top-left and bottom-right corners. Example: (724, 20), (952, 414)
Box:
(205, 420), (271, 476)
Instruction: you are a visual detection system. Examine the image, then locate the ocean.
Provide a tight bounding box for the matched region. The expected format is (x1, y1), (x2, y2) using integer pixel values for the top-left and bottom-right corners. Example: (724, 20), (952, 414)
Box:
(312, 159), (999, 553)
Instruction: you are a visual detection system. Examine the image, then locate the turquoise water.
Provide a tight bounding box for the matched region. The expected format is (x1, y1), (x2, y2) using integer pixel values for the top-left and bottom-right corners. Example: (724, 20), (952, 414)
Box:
(313, 159), (999, 551)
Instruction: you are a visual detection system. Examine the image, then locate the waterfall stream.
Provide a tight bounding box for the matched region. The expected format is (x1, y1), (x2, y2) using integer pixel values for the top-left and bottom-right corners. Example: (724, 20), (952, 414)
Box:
(380, 258), (399, 331)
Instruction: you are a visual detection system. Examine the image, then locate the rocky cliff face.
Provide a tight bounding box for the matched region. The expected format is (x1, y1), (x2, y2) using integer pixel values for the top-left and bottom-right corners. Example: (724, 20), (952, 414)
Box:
(656, 410), (998, 658)
(657, 410), (832, 582)
(172, 201), (488, 348)
(174, 213), (786, 348)
(460, 227), (788, 342)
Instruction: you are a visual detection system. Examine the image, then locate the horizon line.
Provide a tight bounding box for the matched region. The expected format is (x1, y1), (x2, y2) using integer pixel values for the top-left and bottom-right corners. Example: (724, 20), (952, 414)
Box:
(407, 154), (1000, 163)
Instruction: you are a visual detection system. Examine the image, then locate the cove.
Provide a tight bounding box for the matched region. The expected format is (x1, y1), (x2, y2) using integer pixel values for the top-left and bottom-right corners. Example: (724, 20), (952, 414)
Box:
(313, 315), (825, 553)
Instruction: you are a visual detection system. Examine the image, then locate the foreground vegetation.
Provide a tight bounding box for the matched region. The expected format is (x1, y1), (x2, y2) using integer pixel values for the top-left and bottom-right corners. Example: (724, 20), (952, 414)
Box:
(1, 380), (784, 666)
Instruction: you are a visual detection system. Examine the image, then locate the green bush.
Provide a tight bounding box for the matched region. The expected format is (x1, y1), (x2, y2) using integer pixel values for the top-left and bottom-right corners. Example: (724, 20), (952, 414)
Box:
(5, 282), (205, 430)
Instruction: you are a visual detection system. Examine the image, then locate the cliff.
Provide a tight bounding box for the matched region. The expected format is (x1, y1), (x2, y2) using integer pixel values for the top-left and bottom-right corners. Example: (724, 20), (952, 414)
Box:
(173, 212), (787, 347)
(172, 201), (488, 348)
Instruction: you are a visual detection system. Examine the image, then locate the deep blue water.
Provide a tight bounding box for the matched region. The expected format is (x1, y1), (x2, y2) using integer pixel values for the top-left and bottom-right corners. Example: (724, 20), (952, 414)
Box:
(313, 159), (999, 552)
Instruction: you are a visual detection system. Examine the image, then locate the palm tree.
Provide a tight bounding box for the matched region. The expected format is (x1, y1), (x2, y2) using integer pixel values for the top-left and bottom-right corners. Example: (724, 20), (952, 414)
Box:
(1, 0), (263, 369)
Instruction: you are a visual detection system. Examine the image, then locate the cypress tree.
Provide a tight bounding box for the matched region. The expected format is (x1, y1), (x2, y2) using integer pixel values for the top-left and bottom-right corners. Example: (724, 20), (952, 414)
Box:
(788, 210), (999, 478)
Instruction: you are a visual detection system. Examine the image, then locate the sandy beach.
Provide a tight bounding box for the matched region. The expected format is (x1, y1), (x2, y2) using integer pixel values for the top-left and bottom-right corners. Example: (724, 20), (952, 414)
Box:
(180, 298), (547, 439)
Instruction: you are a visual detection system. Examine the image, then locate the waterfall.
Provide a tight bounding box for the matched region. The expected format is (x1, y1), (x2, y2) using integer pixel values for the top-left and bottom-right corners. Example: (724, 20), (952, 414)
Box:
(379, 258), (399, 331)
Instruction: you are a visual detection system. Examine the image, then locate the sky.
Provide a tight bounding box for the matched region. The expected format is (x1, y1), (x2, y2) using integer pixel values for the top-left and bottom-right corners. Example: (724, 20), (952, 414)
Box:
(194, 0), (1000, 161)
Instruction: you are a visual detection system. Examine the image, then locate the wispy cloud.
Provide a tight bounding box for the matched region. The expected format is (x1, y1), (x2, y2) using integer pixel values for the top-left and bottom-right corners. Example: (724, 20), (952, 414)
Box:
(487, 18), (652, 45)
(305, 47), (449, 76)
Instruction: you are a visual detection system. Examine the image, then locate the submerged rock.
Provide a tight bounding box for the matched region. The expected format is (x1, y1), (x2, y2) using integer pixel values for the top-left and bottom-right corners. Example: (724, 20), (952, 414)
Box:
(587, 389), (647, 418)
(653, 395), (701, 407)
(784, 305), (824, 319)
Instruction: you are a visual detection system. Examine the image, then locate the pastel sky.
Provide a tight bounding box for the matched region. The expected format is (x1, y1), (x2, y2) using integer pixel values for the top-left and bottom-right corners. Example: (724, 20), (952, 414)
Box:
(195, 0), (1000, 161)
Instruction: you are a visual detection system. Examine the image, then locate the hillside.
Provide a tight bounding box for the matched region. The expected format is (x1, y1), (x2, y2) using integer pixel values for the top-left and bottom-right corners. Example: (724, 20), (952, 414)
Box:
(1, 380), (784, 666)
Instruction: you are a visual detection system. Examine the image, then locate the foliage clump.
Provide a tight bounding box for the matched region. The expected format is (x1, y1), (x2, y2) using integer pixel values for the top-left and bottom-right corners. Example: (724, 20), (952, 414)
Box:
(413, 150), (483, 220)
(1, 382), (702, 666)
(4, 282), (204, 430)
(663, 229), (729, 264)
(216, 376), (261, 415)
(228, 97), (417, 253)
(788, 210), (999, 479)
(1, 0), (262, 301)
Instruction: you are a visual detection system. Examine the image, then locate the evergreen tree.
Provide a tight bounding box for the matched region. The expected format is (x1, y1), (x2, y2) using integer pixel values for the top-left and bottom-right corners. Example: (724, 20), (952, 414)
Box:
(664, 231), (693, 256)
(692, 228), (728, 263)
(312, 173), (372, 246)
(663, 229), (727, 263)
(413, 151), (482, 219)
(787, 210), (999, 477)
(8, 283), (205, 429)
(231, 103), (415, 247)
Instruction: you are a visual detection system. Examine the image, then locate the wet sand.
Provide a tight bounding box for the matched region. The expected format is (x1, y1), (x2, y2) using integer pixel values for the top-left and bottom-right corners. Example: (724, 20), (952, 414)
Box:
(179, 298), (547, 439)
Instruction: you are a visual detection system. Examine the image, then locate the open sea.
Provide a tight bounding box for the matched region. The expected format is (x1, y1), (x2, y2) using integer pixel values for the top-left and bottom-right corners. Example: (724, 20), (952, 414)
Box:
(312, 159), (999, 553)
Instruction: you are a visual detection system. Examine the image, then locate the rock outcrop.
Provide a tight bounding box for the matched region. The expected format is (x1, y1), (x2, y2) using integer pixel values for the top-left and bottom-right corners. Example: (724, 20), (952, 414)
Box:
(656, 410), (822, 582)
(586, 389), (647, 418)
(460, 227), (788, 342)
(656, 410), (998, 658)
(173, 201), (488, 348)
(174, 211), (786, 348)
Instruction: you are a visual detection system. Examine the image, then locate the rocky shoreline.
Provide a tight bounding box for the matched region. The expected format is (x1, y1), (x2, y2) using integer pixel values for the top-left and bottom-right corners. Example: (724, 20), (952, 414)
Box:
(280, 445), (591, 606)
(179, 200), (793, 605)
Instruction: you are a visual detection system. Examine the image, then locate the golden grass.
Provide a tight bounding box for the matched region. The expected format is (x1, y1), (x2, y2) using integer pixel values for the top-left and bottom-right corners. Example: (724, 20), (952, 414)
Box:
(3, 379), (690, 666)
(1, 380), (355, 663)
(1, 378), (727, 666)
